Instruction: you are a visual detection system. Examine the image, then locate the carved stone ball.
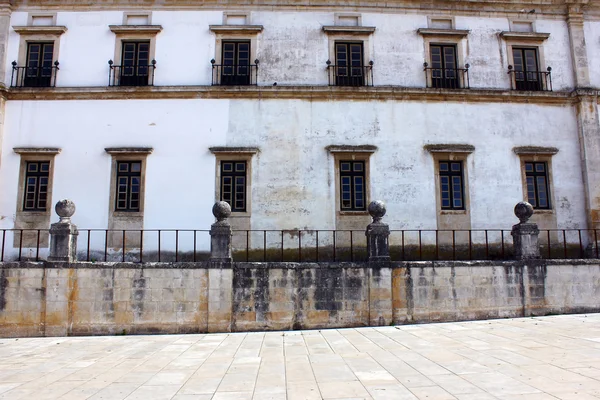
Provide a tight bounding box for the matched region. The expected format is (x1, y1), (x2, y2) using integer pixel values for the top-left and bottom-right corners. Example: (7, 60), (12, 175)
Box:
(368, 200), (386, 222)
(55, 199), (75, 222)
(212, 201), (232, 221)
(514, 201), (534, 223)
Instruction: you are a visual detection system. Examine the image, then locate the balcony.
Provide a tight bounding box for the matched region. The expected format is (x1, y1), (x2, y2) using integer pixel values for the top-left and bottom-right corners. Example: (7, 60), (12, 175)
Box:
(508, 66), (552, 91)
(211, 59), (259, 86)
(423, 63), (470, 89)
(11, 61), (59, 88)
(326, 60), (374, 87)
(108, 60), (156, 87)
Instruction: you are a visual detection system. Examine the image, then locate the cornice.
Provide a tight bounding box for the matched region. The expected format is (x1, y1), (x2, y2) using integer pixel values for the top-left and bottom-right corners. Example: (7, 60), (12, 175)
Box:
(513, 146), (559, 155)
(209, 146), (260, 154)
(417, 28), (470, 37)
(12, 25), (67, 35)
(499, 31), (551, 41)
(209, 24), (264, 34)
(109, 25), (163, 34)
(105, 147), (153, 155)
(322, 26), (376, 35)
(4, 85), (576, 105)
(424, 144), (475, 153)
(13, 147), (61, 155)
(326, 145), (378, 153)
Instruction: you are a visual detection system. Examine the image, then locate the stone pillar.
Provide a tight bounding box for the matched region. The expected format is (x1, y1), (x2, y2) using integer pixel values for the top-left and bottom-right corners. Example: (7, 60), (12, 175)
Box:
(210, 201), (232, 262)
(511, 202), (541, 260)
(48, 200), (78, 263)
(366, 200), (390, 262)
(0, 1), (11, 89)
(567, 4), (590, 89)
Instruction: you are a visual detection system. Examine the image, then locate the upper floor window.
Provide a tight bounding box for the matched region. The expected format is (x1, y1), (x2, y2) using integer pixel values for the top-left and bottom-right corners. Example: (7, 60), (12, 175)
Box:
(329, 42), (369, 87)
(23, 161), (50, 211)
(428, 44), (459, 89)
(525, 161), (551, 209)
(21, 42), (56, 87)
(220, 160), (247, 212)
(511, 47), (546, 91)
(439, 161), (465, 210)
(110, 41), (155, 87)
(222, 41), (251, 85)
(115, 161), (142, 211)
(340, 160), (366, 211)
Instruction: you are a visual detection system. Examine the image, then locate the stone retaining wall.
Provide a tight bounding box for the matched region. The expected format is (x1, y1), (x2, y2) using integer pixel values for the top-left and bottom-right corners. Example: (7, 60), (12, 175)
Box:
(0, 260), (598, 337)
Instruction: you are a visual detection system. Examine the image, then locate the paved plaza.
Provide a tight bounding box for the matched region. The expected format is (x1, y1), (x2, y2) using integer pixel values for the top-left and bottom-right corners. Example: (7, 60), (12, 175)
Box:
(1, 315), (600, 400)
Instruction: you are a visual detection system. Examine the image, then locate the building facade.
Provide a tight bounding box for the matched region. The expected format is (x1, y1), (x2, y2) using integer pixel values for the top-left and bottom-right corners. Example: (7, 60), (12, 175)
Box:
(0, 0), (598, 258)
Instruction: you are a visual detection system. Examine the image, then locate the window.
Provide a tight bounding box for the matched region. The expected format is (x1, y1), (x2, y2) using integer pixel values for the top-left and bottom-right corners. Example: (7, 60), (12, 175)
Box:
(118, 41), (151, 86)
(220, 160), (247, 212)
(340, 160), (366, 211)
(221, 41), (251, 85)
(429, 44), (458, 89)
(525, 161), (551, 209)
(334, 42), (364, 87)
(439, 161), (465, 210)
(24, 42), (54, 87)
(115, 161), (142, 212)
(23, 161), (50, 211)
(512, 47), (542, 91)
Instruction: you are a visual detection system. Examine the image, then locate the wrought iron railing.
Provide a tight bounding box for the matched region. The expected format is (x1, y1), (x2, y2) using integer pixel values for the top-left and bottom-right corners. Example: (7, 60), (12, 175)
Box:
(108, 60), (156, 86)
(11, 61), (59, 88)
(1, 228), (598, 263)
(423, 63), (470, 89)
(211, 59), (259, 86)
(508, 66), (552, 91)
(326, 61), (374, 87)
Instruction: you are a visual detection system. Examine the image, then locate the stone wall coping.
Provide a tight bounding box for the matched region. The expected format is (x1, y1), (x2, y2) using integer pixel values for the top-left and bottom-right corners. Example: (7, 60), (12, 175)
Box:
(13, 147), (61, 154)
(109, 25), (163, 34)
(1, 258), (598, 269)
(424, 144), (475, 153)
(326, 144), (378, 153)
(499, 31), (551, 41)
(322, 26), (376, 34)
(3, 86), (578, 105)
(12, 25), (67, 35)
(209, 25), (263, 34)
(513, 146), (559, 155)
(417, 28), (470, 37)
(104, 147), (154, 155)
(209, 146), (260, 154)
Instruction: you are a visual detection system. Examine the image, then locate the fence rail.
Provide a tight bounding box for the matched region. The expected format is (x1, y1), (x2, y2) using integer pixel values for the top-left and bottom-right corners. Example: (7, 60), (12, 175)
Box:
(11, 62), (59, 88)
(508, 66), (552, 91)
(423, 63), (470, 89)
(326, 61), (374, 86)
(1, 228), (598, 263)
(211, 60), (259, 86)
(108, 60), (156, 86)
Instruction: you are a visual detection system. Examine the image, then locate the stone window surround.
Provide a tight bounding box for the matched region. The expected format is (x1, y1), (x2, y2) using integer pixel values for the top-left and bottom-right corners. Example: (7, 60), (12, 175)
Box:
(509, 19), (537, 33)
(333, 13), (362, 27)
(323, 25), (375, 69)
(13, 147), (61, 248)
(326, 145), (376, 216)
(427, 16), (455, 29)
(122, 11), (153, 25)
(418, 28), (470, 88)
(424, 144), (474, 216)
(513, 146), (558, 213)
(12, 24), (67, 71)
(108, 24), (162, 84)
(499, 31), (550, 87)
(210, 147), (259, 218)
(209, 24), (263, 68)
(105, 147), (152, 225)
(27, 13), (57, 26)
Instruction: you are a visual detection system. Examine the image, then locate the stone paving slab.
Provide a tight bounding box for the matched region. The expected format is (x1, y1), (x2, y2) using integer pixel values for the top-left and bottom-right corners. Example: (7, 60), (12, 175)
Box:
(1, 314), (600, 399)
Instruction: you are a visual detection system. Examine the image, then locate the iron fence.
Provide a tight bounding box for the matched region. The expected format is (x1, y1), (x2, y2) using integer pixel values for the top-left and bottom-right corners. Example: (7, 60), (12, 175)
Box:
(211, 60), (259, 86)
(11, 62), (59, 88)
(108, 60), (156, 86)
(326, 61), (374, 87)
(0, 228), (598, 263)
(508, 66), (552, 91)
(423, 63), (470, 89)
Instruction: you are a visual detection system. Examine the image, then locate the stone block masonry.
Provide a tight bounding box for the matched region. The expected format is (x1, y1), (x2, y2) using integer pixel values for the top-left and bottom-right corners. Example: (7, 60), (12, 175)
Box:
(0, 259), (599, 337)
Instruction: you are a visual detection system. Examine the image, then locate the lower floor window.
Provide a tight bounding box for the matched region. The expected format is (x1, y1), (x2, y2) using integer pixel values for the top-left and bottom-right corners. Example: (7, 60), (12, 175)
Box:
(439, 161), (464, 210)
(525, 161), (551, 209)
(221, 161), (247, 212)
(116, 161), (142, 211)
(24, 161), (50, 211)
(340, 160), (366, 211)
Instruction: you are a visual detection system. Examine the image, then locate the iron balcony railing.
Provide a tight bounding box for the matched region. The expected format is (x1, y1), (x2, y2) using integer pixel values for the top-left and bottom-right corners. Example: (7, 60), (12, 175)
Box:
(1, 228), (598, 263)
(108, 59), (156, 87)
(11, 61), (59, 88)
(508, 65), (552, 91)
(211, 59), (259, 86)
(326, 60), (374, 87)
(423, 63), (470, 89)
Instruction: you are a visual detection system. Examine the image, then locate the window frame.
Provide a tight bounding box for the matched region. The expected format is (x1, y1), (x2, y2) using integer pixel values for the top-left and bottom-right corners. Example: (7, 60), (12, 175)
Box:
(114, 160), (143, 212)
(438, 160), (466, 211)
(23, 160), (51, 212)
(220, 160), (248, 213)
(109, 24), (161, 86)
(428, 43), (459, 88)
(514, 147), (558, 213)
(524, 161), (551, 210)
(418, 29), (468, 89)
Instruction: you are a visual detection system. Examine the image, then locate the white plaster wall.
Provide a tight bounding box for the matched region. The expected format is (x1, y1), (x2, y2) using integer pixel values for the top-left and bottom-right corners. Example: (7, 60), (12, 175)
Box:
(584, 21), (600, 88)
(3, 10), (578, 89)
(0, 99), (587, 234)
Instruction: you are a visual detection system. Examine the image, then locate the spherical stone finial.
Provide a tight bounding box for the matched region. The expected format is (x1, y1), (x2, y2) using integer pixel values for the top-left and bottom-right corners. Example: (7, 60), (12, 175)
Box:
(212, 201), (232, 222)
(368, 200), (386, 223)
(55, 199), (75, 223)
(514, 201), (534, 223)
